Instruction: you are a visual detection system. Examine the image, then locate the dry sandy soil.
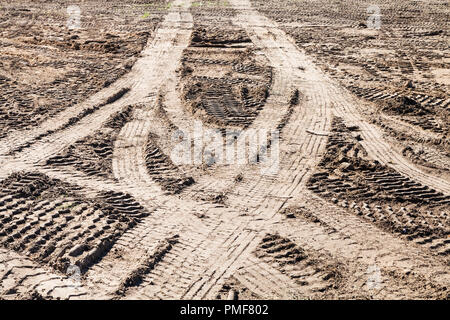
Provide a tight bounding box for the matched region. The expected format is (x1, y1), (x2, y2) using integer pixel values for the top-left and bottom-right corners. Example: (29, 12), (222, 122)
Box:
(0, 0), (448, 300)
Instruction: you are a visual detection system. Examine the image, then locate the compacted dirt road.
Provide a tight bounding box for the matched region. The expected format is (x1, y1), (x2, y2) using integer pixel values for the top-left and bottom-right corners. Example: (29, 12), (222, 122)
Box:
(0, 0), (448, 299)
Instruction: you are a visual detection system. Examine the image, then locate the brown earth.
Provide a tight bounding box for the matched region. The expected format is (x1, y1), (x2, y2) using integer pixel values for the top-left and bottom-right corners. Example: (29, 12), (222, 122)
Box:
(0, 0), (448, 300)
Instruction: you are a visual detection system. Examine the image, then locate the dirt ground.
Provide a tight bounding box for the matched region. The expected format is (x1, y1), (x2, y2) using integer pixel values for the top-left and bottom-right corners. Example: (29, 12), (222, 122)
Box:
(0, 0), (448, 300)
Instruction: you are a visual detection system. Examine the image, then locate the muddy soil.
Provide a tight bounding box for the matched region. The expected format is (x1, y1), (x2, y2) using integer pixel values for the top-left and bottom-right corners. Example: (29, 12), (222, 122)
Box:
(307, 117), (449, 257)
(0, 171), (148, 274)
(0, 0), (168, 139)
(252, 0), (449, 178)
(0, 0), (448, 300)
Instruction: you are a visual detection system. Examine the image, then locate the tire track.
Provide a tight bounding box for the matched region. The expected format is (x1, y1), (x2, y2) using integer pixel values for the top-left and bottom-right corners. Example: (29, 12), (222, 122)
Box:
(0, 248), (88, 300)
(131, 0), (448, 299)
(1, 0), (448, 300)
(0, 1), (197, 297)
(0, 2), (192, 173)
(331, 87), (450, 194)
(112, 0), (193, 194)
(274, 192), (449, 299)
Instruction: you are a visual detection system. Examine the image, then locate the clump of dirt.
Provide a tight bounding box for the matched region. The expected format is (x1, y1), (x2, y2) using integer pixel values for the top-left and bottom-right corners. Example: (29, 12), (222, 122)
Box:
(191, 27), (251, 46)
(289, 89), (300, 106)
(282, 206), (318, 222)
(382, 96), (430, 116)
(281, 205), (339, 234)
